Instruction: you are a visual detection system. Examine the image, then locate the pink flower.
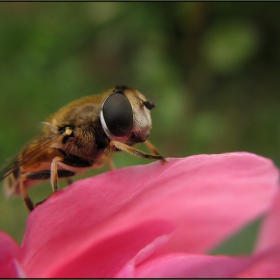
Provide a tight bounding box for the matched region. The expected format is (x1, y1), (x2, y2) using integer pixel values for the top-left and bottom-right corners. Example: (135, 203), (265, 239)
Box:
(1, 152), (280, 277)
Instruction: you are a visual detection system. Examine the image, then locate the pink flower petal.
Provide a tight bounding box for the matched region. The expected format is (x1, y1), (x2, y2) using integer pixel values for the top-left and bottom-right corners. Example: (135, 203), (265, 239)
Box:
(19, 152), (278, 277)
(134, 253), (251, 278)
(115, 232), (172, 278)
(254, 192), (280, 253)
(237, 247), (280, 277)
(44, 220), (174, 278)
(0, 231), (24, 278)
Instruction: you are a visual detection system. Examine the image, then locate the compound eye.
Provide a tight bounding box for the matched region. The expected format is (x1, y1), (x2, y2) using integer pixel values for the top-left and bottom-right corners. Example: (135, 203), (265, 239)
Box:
(102, 93), (133, 137)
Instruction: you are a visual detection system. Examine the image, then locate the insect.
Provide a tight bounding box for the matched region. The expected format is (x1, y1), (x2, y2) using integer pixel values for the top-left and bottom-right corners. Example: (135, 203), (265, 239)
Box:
(0, 85), (166, 211)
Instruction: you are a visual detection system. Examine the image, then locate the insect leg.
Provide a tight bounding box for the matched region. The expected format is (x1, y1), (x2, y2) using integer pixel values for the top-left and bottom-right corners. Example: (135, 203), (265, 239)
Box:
(25, 170), (75, 209)
(50, 156), (92, 191)
(144, 140), (167, 163)
(30, 157), (91, 209)
(107, 159), (116, 170)
(50, 157), (64, 192)
(110, 141), (167, 163)
(19, 174), (34, 211)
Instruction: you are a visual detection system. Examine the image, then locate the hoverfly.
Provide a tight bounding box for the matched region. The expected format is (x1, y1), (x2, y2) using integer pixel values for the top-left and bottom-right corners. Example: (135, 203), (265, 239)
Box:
(0, 85), (166, 211)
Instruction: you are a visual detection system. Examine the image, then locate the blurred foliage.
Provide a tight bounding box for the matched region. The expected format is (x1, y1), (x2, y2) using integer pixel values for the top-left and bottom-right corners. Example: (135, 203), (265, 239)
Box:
(0, 2), (280, 256)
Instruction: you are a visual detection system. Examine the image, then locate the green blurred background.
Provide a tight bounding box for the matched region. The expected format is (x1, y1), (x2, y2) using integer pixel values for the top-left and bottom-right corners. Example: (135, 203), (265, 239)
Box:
(0, 2), (279, 255)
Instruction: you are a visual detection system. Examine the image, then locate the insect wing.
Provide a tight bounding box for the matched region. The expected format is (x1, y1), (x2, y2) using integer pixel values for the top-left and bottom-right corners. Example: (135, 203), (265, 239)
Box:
(0, 133), (64, 181)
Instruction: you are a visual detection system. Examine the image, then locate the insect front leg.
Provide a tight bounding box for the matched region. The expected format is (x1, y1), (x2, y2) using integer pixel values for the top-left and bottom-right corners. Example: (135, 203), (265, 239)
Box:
(144, 140), (167, 164)
(109, 141), (167, 163)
